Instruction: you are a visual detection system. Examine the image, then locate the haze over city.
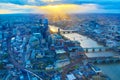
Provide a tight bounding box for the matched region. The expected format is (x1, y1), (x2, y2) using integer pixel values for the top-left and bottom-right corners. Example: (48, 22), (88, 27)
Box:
(0, 0), (120, 80)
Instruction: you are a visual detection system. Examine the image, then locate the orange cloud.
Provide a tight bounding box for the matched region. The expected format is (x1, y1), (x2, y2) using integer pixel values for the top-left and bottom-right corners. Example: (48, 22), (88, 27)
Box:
(0, 9), (12, 14)
(0, 3), (100, 14)
(34, 4), (100, 21)
(35, 4), (100, 14)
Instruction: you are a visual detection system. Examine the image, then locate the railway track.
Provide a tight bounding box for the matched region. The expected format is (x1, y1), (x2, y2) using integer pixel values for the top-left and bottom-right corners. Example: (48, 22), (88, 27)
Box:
(7, 38), (43, 80)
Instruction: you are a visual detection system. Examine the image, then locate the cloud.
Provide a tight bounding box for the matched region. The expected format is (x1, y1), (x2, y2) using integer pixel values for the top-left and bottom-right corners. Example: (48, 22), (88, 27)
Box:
(0, 3), (102, 14)
(0, 0), (120, 6)
(27, 0), (36, 4)
(41, 0), (61, 3)
(0, 1), (120, 14)
(37, 4), (101, 14)
(0, 9), (12, 14)
(0, 3), (39, 14)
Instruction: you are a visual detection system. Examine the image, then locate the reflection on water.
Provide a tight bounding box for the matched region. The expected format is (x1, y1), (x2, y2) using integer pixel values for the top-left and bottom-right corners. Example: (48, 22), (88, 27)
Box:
(62, 33), (103, 48)
(62, 33), (120, 80)
(62, 33), (119, 80)
(49, 25), (62, 33)
(50, 26), (120, 80)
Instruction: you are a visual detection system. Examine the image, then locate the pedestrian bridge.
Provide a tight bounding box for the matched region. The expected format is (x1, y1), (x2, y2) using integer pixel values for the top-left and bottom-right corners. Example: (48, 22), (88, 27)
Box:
(60, 30), (78, 34)
(83, 47), (109, 53)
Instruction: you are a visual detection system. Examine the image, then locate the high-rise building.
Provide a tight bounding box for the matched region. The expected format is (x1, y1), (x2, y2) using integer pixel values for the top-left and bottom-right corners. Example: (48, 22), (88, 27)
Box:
(31, 26), (40, 33)
(39, 19), (42, 26)
(41, 19), (50, 39)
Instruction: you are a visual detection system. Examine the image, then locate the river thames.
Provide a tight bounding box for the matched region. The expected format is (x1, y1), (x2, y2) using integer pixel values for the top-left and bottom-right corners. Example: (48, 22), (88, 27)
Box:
(62, 33), (120, 80)
(50, 25), (120, 80)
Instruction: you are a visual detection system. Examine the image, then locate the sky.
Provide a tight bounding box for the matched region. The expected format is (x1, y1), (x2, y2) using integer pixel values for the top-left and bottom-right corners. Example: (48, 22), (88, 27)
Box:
(0, 0), (120, 14)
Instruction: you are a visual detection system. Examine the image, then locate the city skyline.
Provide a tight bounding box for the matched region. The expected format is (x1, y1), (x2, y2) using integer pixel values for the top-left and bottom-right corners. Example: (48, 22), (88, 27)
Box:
(0, 0), (120, 14)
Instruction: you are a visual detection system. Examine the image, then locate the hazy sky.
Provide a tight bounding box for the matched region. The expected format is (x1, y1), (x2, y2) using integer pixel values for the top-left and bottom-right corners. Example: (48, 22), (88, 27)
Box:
(0, 0), (120, 14)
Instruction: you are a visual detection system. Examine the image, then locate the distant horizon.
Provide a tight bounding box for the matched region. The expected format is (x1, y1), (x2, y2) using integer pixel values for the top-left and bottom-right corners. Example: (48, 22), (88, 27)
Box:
(0, 13), (120, 15)
(0, 0), (120, 14)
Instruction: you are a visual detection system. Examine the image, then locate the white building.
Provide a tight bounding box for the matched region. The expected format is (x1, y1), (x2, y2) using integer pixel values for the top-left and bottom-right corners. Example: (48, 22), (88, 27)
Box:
(54, 59), (70, 68)
(55, 49), (66, 54)
(106, 40), (117, 48)
(107, 25), (120, 39)
(66, 74), (76, 80)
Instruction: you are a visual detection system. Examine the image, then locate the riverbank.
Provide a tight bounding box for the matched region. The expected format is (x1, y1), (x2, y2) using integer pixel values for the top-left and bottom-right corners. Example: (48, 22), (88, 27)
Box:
(61, 32), (120, 80)
(96, 63), (120, 80)
(50, 25), (120, 80)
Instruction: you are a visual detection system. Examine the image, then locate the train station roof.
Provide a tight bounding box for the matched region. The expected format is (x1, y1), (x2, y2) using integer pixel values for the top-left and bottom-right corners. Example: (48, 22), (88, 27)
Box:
(86, 52), (114, 58)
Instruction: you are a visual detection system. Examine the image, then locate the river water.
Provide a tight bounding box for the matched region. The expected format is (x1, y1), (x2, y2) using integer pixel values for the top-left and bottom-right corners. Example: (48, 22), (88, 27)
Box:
(50, 26), (120, 80)
(62, 33), (120, 80)
(62, 33), (103, 48)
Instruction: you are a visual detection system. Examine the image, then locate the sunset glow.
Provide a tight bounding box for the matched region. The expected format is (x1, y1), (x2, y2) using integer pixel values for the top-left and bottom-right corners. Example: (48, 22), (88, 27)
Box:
(37, 4), (73, 21)
(36, 4), (98, 21)
(0, 0), (119, 14)
(0, 9), (12, 14)
(38, 4), (97, 14)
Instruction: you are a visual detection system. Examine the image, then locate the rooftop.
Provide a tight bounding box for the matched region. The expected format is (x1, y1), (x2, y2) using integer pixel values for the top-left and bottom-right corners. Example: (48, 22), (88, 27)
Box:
(86, 52), (114, 58)
(67, 73), (76, 80)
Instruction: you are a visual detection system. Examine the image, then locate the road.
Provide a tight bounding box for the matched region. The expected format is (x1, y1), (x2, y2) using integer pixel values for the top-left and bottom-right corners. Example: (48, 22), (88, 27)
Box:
(61, 54), (87, 80)
(7, 38), (43, 80)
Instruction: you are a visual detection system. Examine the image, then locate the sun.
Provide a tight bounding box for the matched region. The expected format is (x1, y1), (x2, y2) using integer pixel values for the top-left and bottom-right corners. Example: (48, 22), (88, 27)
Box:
(37, 4), (72, 22)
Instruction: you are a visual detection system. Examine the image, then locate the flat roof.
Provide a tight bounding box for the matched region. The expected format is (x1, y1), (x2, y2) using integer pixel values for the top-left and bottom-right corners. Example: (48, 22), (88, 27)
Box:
(55, 49), (66, 54)
(67, 74), (76, 80)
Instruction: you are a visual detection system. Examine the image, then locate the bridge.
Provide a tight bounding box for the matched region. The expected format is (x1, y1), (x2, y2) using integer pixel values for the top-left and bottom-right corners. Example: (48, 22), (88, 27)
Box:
(83, 47), (108, 53)
(59, 30), (78, 34)
(88, 56), (120, 64)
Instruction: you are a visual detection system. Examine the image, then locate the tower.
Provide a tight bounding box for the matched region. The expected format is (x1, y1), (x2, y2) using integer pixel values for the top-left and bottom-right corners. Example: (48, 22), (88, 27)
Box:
(41, 19), (49, 39)
(58, 28), (60, 34)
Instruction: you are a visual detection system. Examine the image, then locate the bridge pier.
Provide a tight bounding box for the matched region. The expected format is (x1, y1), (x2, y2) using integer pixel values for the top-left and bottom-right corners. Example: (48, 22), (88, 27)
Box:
(84, 47), (108, 53)
(96, 60), (103, 64)
(86, 49), (88, 53)
(92, 49), (95, 52)
(99, 48), (102, 52)
(84, 48), (88, 53)
(60, 30), (78, 34)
